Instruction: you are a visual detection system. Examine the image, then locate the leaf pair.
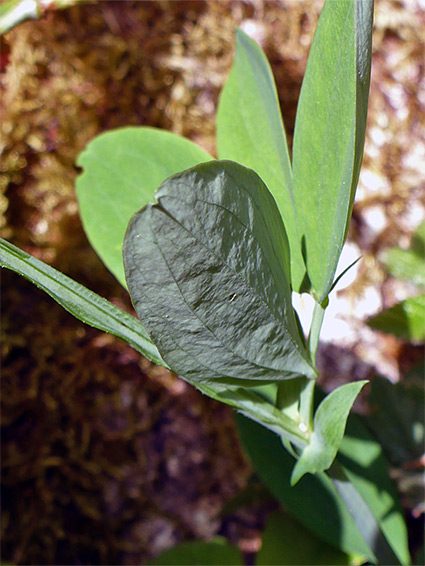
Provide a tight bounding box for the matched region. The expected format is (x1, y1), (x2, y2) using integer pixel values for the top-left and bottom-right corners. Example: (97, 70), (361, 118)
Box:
(218, 0), (373, 302)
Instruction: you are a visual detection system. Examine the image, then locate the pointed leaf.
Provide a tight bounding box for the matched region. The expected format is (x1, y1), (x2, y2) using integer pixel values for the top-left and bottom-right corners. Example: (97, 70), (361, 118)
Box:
(291, 381), (367, 485)
(235, 414), (373, 560)
(0, 242), (310, 446)
(124, 160), (316, 386)
(237, 409), (410, 564)
(216, 29), (307, 292)
(0, 238), (165, 366)
(76, 126), (213, 287)
(292, 0), (373, 302)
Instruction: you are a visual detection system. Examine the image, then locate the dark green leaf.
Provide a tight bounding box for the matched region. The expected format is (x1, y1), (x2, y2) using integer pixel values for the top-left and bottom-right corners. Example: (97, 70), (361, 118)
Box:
(236, 405), (410, 564)
(291, 381), (368, 485)
(217, 29), (307, 292)
(292, 0), (373, 302)
(76, 126), (213, 287)
(124, 160), (316, 386)
(365, 375), (425, 466)
(0, 238), (165, 367)
(148, 539), (242, 566)
(367, 294), (425, 342)
(257, 510), (350, 565)
(235, 413), (373, 560)
(0, 241), (311, 447)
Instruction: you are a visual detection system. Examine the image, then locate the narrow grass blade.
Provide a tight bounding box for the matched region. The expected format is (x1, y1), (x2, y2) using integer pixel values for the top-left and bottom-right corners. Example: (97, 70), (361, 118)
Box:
(0, 238), (165, 367)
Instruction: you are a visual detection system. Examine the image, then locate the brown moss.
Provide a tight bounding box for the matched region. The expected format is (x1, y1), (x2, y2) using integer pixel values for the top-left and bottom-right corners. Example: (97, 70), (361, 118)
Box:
(1, 0), (424, 563)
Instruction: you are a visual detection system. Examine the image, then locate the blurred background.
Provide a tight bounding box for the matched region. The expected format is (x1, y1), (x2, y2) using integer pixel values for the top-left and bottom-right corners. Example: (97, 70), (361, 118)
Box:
(1, 0), (424, 564)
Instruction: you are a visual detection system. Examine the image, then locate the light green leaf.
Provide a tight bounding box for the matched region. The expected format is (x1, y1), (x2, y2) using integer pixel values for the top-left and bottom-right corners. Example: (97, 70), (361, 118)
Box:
(292, 0), (373, 302)
(76, 126), (213, 287)
(124, 160), (316, 386)
(367, 294), (425, 342)
(0, 238), (165, 367)
(148, 539), (242, 566)
(217, 29), (307, 293)
(382, 221), (425, 288)
(291, 381), (367, 485)
(257, 510), (350, 565)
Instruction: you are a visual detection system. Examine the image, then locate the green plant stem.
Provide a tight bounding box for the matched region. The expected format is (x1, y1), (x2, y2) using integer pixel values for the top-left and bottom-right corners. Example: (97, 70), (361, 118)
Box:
(307, 299), (326, 363)
(299, 300), (326, 431)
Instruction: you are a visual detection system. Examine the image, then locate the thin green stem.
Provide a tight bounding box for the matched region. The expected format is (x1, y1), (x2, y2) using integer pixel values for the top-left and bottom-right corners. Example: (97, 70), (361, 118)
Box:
(299, 300), (327, 431)
(307, 299), (326, 363)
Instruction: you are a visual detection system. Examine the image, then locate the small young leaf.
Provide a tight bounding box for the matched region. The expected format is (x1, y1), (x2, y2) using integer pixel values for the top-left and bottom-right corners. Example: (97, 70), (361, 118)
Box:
(235, 414), (373, 560)
(76, 126), (213, 287)
(124, 160), (316, 386)
(291, 381), (367, 485)
(0, 238), (165, 366)
(292, 0), (373, 302)
(236, 409), (410, 564)
(217, 29), (307, 292)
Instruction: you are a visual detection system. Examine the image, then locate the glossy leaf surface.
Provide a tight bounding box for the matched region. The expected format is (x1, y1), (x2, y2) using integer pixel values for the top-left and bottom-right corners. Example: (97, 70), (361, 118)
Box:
(292, 0), (373, 302)
(291, 381), (368, 485)
(217, 29), (307, 292)
(124, 160), (316, 386)
(76, 127), (212, 287)
(0, 238), (165, 366)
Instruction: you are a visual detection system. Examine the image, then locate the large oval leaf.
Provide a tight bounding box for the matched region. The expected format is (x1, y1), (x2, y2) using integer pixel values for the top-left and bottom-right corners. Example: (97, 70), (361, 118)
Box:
(76, 126), (213, 287)
(292, 0), (373, 302)
(216, 29), (307, 293)
(124, 160), (316, 386)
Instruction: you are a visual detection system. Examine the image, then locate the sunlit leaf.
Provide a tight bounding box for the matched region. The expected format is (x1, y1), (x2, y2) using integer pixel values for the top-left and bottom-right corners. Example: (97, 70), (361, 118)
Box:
(217, 29), (307, 292)
(76, 126), (213, 287)
(292, 0), (373, 302)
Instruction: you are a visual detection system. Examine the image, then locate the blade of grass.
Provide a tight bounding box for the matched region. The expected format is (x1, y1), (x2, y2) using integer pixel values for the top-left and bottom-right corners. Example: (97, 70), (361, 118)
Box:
(0, 238), (166, 367)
